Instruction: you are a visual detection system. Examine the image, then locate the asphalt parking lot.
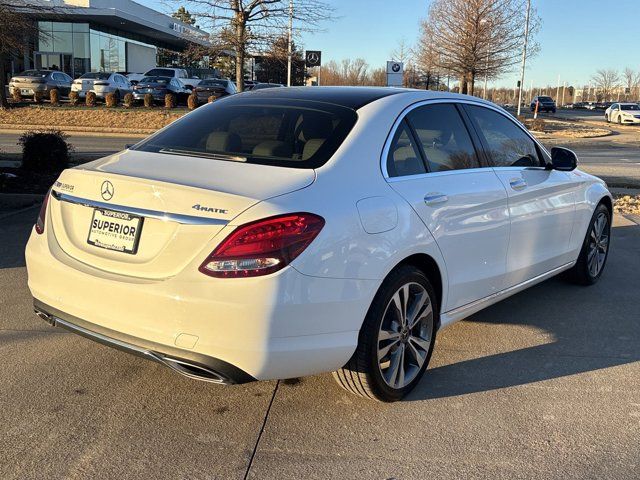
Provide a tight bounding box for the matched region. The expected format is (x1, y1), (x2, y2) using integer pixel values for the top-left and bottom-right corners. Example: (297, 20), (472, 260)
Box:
(1, 207), (639, 479)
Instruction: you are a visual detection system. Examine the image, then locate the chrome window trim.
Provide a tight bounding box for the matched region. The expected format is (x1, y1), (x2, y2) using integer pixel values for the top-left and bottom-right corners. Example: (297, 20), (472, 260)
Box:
(51, 190), (229, 226)
(380, 97), (552, 180)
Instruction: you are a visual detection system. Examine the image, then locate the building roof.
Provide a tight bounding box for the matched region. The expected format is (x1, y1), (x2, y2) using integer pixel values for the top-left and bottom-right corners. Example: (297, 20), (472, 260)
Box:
(28, 0), (210, 49)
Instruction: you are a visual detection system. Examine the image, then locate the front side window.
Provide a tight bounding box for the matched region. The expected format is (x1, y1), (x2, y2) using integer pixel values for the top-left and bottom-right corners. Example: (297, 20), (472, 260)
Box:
(133, 99), (358, 169)
(407, 104), (480, 172)
(386, 121), (426, 177)
(465, 105), (544, 168)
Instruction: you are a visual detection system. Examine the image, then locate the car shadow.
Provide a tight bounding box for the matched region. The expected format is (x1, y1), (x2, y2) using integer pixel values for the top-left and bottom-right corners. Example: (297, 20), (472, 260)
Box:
(0, 206), (37, 269)
(406, 221), (640, 401)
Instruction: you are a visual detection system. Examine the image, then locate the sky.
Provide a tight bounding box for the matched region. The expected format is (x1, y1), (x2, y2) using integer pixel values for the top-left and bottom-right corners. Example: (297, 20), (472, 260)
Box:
(146, 0), (640, 88)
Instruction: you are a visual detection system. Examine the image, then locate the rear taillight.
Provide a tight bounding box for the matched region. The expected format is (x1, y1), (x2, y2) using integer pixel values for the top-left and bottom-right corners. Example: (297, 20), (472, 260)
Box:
(35, 189), (51, 234)
(199, 213), (325, 278)
(94, 81), (109, 86)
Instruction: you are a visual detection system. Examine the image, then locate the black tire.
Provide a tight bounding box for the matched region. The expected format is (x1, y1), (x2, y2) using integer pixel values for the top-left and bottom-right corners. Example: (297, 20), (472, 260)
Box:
(567, 203), (611, 285)
(617, 115), (622, 125)
(333, 265), (438, 402)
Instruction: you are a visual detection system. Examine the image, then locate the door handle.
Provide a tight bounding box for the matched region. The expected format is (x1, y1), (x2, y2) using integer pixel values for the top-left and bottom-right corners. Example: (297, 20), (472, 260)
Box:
(424, 193), (448, 206)
(509, 178), (527, 191)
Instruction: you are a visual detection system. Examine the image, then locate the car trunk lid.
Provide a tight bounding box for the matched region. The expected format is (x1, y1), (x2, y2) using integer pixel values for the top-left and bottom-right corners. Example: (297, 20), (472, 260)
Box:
(49, 150), (315, 279)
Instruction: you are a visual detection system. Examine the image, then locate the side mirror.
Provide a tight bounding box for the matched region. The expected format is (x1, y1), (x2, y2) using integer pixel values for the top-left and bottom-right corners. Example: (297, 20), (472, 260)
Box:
(549, 147), (577, 171)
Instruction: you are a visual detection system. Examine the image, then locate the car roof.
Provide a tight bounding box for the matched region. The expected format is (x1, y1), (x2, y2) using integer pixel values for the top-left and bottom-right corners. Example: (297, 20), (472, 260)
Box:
(237, 86), (502, 110)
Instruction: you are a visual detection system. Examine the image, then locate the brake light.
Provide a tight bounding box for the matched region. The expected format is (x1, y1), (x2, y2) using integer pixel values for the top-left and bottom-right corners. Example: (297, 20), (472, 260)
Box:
(35, 189), (51, 234)
(94, 81), (109, 86)
(199, 213), (325, 278)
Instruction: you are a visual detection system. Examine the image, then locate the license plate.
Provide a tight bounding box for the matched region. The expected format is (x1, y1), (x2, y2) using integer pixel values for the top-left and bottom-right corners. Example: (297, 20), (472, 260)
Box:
(87, 209), (143, 254)
(21, 89), (33, 95)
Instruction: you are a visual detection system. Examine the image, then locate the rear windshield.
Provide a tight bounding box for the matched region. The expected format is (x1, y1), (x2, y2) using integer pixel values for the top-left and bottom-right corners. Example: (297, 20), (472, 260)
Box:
(19, 70), (49, 77)
(538, 96), (553, 102)
(200, 79), (228, 87)
(80, 72), (111, 80)
(145, 68), (176, 77)
(621, 104), (640, 111)
(140, 76), (170, 84)
(132, 99), (357, 169)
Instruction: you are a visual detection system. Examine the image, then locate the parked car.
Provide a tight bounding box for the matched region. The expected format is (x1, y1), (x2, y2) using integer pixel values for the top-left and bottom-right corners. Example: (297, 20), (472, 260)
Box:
(193, 78), (237, 103)
(243, 79), (257, 90)
(9, 70), (73, 98)
(27, 87), (612, 402)
(530, 95), (556, 113)
(585, 102), (597, 110)
(128, 67), (201, 90)
(605, 102), (640, 124)
(251, 82), (285, 90)
(71, 72), (132, 101)
(132, 76), (191, 104)
(572, 102), (587, 109)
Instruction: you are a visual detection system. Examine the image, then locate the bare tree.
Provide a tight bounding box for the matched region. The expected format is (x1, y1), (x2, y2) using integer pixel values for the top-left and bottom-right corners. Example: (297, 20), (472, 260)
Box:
(172, 0), (332, 91)
(0, 0), (57, 108)
(591, 69), (620, 101)
(417, 0), (540, 95)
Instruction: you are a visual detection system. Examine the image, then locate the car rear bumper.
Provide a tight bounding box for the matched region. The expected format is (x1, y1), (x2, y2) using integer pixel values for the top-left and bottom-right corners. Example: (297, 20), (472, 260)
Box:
(34, 298), (255, 384)
(26, 226), (372, 382)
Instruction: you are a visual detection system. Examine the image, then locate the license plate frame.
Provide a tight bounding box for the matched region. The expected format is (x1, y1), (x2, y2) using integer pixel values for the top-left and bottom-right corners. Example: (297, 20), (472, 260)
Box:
(87, 208), (144, 255)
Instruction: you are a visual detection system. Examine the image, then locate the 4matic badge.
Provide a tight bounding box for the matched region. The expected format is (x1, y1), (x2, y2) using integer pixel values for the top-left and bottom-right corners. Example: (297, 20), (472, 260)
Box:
(192, 203), (228, 214)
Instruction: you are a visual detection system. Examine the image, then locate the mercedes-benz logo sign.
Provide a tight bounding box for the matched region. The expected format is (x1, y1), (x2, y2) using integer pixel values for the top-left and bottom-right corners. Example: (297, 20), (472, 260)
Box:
(101, 180), (114, 201)
(392, 63), (401, 73)
(307, 52), (319, 64)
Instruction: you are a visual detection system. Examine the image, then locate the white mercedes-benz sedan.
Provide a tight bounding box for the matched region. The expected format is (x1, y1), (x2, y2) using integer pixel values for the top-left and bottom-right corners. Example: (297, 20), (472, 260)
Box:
(26, 87), (613, 401)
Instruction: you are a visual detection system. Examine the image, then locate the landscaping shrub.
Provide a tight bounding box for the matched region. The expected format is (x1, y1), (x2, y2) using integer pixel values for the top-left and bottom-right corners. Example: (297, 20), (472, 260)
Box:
(165, 93), (176, 109)
(187, 93), (198, 110)
(144, 93), (154, 108)
(85, 91), (97, 107)
(19, 130), (72, 173)
(123, 92), (134, 108)
(68, 91), (79, 106)
(105, 92), (118, 107)
(49, 88), (60, 106)
(208, 95), (216, 103)
(11, 89), (22, 103)
(33, 91), (45, 104)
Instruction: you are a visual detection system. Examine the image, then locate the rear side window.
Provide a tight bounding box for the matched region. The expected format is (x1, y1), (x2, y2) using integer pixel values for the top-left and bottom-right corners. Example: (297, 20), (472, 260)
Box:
(407, 104), (480, 172)
(133, 99), (358, 169)
(465, 105), (544, 168)
(386, 121), (426, 177)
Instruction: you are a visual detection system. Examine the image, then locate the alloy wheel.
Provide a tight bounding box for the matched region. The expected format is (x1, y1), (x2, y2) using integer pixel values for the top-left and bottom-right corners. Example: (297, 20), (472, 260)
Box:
(377, 282), (434, 389)
(587, 212), (609, 277)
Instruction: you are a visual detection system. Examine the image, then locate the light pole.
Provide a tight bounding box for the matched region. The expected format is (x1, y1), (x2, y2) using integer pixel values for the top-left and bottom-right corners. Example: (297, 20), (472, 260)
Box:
(516, 0), (531, 117)
(286, 0), (293, 87)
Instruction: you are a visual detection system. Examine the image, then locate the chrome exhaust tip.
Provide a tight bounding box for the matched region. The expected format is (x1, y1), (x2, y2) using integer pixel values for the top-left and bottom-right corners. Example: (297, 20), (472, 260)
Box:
(35, 308), (56, 326)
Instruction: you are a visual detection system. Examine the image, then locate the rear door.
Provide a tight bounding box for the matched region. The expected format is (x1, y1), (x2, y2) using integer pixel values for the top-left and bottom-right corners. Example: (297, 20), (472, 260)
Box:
(463, 104), (576, 286)
(385, 102), (510, 312)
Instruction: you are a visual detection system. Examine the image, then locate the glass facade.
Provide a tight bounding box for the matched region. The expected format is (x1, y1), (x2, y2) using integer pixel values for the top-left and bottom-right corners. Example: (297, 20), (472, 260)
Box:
(36, 21), (161, 77)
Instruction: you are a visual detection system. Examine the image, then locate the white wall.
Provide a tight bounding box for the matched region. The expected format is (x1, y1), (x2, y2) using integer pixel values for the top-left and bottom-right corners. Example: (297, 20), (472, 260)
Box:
(126, 43), (156, 73)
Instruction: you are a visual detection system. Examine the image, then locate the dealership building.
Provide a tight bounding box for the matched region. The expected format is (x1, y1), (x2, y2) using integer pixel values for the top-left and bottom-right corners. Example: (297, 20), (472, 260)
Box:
(8, 0), (210, 79)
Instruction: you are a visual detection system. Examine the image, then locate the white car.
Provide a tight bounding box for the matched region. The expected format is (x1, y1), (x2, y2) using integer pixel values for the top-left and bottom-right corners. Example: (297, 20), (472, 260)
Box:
(26, 88), (613, 401)
(605, 102), (640, 124)
(71, 72), (133, 100)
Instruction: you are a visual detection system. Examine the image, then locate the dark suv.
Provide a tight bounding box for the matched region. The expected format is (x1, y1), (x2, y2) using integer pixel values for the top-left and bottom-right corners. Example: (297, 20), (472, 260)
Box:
(530, 96), (556, 113)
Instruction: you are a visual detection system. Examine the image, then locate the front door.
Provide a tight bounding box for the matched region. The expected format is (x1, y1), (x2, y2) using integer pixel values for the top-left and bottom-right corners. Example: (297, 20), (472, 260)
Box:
(385, 103), (510, 312)
(463, 104), (576, 287)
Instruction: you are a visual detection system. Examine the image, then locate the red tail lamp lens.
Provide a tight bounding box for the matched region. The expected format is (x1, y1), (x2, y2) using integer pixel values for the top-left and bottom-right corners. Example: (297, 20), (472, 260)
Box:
(35, 189), (51, 234)
(199, 213), (325, 278)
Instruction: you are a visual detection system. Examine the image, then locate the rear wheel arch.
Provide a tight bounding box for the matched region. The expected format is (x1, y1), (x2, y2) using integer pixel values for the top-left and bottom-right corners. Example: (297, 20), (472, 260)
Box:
(389, 253), (444, 325)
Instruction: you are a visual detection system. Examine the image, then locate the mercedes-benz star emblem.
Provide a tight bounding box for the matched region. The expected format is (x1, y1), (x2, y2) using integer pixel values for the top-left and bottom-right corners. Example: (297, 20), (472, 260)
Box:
(307, 52), (319, 64)
(101, 180), (114, 201)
